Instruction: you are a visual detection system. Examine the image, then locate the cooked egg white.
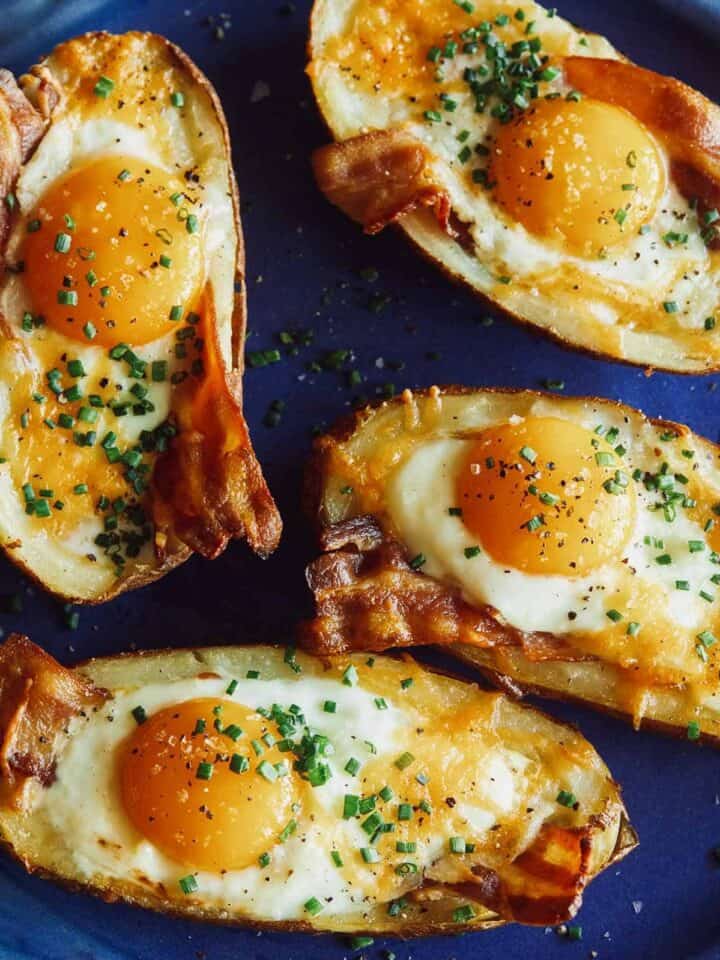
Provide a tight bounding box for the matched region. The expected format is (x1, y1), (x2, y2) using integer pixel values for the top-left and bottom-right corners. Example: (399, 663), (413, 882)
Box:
(309, 0), (720, 369)
(3, 644), (630, 930)
(0, 32), (254, 600)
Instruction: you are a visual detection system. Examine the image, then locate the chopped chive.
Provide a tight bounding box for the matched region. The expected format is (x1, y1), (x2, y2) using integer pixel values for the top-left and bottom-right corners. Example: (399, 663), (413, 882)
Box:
(178, 874), (198, 895)
(229, 753), (249, 773)
(453, 904), (476, 923)
(196, 761), (213, 780)
(409, 553), (426, 570)
(54, 232), (71, 253)
(131, 706), (147, 724)
(395, 751), (415, 770)
(342, 664), (358, 687)
(257, 760), (278, 782)
(345, 757), (361, 776)
(94, 75), (115, 98)
(278, 819), (297, 842)
(556, 789), (577, 808)
(360, 847), (380, 863)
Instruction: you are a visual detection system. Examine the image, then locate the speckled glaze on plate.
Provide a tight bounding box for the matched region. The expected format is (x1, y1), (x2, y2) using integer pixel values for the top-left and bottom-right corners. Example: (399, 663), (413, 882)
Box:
(0, 1), (719, 958)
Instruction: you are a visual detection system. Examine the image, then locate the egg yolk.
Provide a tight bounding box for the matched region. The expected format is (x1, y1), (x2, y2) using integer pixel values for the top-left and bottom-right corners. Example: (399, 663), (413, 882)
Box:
(119, 698), (298, 872)
(489, 96), (665, 256)
(22, 157), (203, 347)
(456, 417), (636, 576)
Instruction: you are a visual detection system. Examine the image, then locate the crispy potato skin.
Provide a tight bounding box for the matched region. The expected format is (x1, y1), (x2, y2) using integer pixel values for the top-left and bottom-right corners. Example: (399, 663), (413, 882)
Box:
(301, 385), (720, 744)
(0, 33), (281, 603)
(308, 5), (720, 374)
(0, 636), (636, 935)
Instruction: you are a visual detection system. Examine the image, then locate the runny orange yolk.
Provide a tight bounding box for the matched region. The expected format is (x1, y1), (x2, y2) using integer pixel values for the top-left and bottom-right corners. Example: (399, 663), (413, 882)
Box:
(489, 96), (665, 256)
(456, 417), (636, 576)
(119, 698), (298, 872)
(22, 157), (203, 347)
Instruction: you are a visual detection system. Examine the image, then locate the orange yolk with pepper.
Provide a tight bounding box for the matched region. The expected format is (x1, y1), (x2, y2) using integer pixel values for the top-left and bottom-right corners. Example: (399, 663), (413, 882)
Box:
(22, 156), (203, 346)
(490, 97), (665, 256)
(456, 417), (636, 576)
(120, 699), (299, 871)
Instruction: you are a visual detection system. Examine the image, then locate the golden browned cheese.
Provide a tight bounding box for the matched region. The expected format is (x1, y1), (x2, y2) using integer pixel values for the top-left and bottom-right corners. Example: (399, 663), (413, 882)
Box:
(0, 637), (635, 931)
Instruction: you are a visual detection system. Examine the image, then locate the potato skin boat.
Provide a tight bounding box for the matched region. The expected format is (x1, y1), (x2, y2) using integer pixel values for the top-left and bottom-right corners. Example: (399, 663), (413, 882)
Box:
(308, 0), (720, 373)
(0, 32), (281, 603)
(0, 635), (635, 935)
(301, 385), (720, 744)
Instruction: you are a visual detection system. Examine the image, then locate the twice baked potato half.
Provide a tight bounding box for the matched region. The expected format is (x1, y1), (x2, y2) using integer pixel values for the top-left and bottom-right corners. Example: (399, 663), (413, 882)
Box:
(0, 635), (634, 934)
(303, 387), (720, 743)
(0, 32), (281, 603)
(309, 0), (720, 372)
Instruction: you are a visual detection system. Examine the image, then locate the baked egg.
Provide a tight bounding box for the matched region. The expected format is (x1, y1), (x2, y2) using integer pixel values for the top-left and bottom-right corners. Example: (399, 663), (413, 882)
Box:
(310, 0), (720, 371)
(0, 636), (634, 933)
(0, 32), (280, 602)
(304, 387), (720, 742)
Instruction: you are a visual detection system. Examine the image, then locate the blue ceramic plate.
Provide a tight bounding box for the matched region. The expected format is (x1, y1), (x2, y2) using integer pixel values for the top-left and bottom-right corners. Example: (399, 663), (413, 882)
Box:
(1, 1), (719, 958)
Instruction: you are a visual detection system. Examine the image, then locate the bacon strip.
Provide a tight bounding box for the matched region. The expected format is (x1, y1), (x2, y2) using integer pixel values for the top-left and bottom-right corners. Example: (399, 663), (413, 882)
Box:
(565, 57), (720, 221)
(301, 518), (592, 662)
(421, 821), (596, 925)
(312, 127), (454, 235)
(151, 295), (281, 560)
(0, 635), (106, 810)
(0, 70), (47, 252)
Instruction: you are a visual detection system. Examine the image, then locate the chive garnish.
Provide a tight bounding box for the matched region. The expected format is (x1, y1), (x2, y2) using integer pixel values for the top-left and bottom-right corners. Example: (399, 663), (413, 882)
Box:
(131, 706), (147, 725)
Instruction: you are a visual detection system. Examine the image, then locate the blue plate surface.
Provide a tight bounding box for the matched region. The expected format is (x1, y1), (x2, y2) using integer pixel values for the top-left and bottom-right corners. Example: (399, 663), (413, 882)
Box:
(1, 0), (719, 958)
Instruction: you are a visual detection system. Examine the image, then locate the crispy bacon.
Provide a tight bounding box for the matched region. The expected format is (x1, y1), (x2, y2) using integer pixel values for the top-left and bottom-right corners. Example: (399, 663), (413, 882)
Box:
(301, 518), (592, 662)
(151, 296), (281, 560)
(564, 57), (720, 224)
(0, 70), (47, 252)
(312, 127), (454, 235)
(0, 635), (106, 810)
(421, 821), (596, 925)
